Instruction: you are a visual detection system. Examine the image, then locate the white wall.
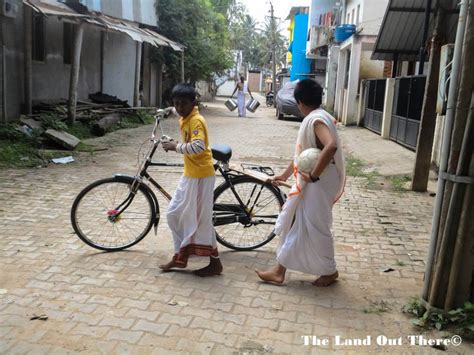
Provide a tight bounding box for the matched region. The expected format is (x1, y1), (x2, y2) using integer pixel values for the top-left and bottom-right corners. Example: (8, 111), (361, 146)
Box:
(324, 45), (340, 112)
(216, 80), (238, 97)
(345, 0), (389, 35)
(32, 17), (102, 101)
(102, 31), (137, 105)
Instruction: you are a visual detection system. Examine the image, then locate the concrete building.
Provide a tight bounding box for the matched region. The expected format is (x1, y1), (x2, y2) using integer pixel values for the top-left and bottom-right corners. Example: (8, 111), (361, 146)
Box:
(0, 0), (182, 123)
(332, 0), (389, 125)
(306, 0), (338, 106)
(286, 7), (312, 81)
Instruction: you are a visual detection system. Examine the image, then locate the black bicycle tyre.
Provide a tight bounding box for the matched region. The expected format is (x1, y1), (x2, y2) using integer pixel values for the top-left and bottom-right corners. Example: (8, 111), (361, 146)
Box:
(71, 177), (155, 251)
(213, 176), (284, 251)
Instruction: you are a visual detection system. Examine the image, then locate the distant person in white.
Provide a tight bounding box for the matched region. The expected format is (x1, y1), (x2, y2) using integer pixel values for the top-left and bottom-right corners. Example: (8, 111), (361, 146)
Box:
(256, 79), (346, 287)
(231, 75), (253, 117)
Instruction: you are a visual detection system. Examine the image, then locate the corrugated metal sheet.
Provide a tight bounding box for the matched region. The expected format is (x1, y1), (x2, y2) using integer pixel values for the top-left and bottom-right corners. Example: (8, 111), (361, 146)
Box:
(23, 0), (183, 51)
(372, 0), (459, 61)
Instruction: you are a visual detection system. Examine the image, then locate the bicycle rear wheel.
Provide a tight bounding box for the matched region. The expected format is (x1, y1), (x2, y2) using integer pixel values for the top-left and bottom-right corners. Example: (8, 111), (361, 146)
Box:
(213, 176), (284, 251)
(71, 177), (155, 251)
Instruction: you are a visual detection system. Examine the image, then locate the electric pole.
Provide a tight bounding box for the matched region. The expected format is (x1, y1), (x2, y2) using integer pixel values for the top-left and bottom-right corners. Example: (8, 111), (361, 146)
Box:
(270, 2), (277, 106)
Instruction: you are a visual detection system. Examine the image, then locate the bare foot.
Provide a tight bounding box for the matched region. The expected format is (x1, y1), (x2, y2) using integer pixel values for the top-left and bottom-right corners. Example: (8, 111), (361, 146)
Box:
(312, 271), (339, 287)
(255, 268), (285, 284)
(159, 259), (186, 271)
(193, 258), (223, 277)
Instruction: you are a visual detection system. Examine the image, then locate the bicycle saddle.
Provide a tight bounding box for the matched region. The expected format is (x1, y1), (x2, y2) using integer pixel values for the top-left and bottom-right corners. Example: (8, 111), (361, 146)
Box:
(211, 144), (232, 162)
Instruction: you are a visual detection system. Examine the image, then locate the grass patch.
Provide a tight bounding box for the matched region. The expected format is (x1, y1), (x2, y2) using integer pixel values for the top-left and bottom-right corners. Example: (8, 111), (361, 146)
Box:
(64, 122), (95, 140)
(345, 154), (381, 189)
(0, 110), (154, 168)
(389, 175), (411, 192)
(395, 260), (406, 267)
(111, 112), (155, 131)
(0, 141), (43, 168)
(363, 299), (391, 314)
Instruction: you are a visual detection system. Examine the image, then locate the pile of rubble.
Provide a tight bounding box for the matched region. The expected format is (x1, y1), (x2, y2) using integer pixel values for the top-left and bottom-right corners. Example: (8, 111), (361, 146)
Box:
(18, 92), (155, 150)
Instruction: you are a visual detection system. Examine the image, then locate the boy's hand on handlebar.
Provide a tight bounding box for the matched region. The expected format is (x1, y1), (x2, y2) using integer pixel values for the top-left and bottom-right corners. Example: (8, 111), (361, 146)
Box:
(162, 141), (177, 152)
(271, 174), (287, 187)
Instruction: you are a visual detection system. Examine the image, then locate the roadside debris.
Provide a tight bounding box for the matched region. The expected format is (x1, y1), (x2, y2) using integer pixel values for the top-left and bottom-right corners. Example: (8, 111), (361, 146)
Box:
(43, 129), (81, 150)
(30, 314), (48, 321)
(167, 300), (188, 307)
(51, 156), (75, 164)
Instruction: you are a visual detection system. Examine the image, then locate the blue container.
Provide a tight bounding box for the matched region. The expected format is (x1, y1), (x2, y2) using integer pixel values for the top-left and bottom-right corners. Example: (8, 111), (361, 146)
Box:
(334, 24), (356, 42)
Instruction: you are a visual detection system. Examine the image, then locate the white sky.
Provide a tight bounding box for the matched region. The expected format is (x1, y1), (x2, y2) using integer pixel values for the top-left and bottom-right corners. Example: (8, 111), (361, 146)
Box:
(238, 0), (311, 34)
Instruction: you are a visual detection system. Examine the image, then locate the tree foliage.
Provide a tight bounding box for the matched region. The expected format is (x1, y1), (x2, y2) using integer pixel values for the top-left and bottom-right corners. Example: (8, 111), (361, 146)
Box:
(228, 3), (287, 70)
(156, 0), (233, 83)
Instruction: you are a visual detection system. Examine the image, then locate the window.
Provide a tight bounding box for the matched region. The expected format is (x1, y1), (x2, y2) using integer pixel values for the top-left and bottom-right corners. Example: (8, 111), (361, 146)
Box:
(63, 23), (75, 64)
(346, 13), (350, 24)
(351, 9), (355, 24)
(356, 5), (360, 26)
(32, 13), (45, 62)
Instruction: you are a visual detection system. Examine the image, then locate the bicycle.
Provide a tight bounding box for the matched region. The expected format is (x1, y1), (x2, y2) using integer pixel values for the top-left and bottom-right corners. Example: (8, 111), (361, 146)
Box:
(70, 110), (286, 252)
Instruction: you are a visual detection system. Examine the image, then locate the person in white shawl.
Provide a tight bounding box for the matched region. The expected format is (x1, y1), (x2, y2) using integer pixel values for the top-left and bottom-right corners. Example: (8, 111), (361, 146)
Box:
(256, 79), (345, 287)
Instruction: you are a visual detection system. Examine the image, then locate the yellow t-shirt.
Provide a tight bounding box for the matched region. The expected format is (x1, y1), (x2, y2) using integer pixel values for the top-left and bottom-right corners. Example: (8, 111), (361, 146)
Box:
(179, 107), (215, 178)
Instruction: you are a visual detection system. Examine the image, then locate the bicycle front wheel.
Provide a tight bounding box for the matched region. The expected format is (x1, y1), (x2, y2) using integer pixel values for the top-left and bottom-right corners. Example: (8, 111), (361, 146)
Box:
(213, 176), (284, 251)
(71, 177), (156, 251)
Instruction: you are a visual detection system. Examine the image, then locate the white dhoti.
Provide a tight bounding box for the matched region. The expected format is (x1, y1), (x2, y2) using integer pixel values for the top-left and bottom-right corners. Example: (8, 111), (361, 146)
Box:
(237, 91), (246, 117)
(274, 108), (345, 277)
(277, 164), (340, 275)
(167, 175), (217, 265)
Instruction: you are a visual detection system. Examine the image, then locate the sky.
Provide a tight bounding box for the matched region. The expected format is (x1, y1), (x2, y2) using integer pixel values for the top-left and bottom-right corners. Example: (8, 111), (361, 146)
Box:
(238, 0), (311, 34)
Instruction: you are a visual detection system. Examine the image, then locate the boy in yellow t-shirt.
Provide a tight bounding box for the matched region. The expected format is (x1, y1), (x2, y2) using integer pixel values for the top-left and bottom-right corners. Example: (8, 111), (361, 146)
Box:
(160, 84), (223, 277)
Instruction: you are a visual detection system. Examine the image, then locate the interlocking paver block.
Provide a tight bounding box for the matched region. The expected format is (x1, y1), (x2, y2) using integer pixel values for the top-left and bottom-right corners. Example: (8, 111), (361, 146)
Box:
(1, 96), (468, 353)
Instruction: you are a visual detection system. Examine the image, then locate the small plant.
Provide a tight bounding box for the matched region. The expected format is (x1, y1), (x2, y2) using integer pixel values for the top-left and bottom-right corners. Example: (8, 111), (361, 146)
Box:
(396, 260), (406, 267)
(363, 299), (392, 314)
(403, 297), (474, 340)
(40, 114), (68, 131)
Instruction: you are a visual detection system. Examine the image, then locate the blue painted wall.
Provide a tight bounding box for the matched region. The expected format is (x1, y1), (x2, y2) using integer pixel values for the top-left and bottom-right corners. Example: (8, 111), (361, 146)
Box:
(290, 13), (312, 81)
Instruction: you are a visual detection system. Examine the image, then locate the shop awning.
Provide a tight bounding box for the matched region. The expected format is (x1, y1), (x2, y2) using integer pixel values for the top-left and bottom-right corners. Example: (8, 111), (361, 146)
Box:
(23, 0), (184, 52)
(371, 0), (459, 61)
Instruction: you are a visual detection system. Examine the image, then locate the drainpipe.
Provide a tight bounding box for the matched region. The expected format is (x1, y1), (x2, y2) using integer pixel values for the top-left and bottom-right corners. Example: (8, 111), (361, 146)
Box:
(422, 0), (469, 301)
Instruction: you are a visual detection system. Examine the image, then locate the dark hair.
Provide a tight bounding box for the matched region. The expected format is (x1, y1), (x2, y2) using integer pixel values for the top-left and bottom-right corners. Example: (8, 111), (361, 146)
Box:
(240, 76), (245, 83)
(171, 83), (196, 102)
(294, 79), (323, 108)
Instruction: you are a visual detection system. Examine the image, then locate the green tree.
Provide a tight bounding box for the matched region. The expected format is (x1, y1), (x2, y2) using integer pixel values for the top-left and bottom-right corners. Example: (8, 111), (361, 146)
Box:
(156, 0), (233, 84)
(228, 3), (287, 70)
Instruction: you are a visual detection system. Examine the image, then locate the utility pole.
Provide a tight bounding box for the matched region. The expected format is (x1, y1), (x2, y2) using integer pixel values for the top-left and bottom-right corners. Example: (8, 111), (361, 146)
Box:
(270, 2), (277, 106)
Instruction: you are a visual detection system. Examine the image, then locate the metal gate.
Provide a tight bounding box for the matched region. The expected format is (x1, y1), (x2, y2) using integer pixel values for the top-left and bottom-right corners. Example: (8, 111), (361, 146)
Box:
(363, 79), (386, 134)
(390, 75), (426, 150)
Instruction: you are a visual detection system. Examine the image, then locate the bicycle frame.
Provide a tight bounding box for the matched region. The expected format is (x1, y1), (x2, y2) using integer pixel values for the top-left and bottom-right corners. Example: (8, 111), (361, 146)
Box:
(110, 113), (283, 232)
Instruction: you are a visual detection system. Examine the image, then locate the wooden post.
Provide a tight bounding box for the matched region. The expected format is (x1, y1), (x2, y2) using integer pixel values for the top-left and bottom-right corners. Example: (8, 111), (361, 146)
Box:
(23, 6), (33, 115)
(157, 53), (163, 108)
(142, 43), (150, 106)
(180, 50), (185, 83)
(2, 44), (6, 122)
(67, 22), (84, 125)
(100, 31), (104, 92)
(133, 42), (142, 107)
(411, 9), (444, 191)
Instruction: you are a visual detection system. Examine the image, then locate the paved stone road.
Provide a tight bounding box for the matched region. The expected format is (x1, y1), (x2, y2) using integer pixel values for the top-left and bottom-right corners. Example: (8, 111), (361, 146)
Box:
(0, 97), (471, 354)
